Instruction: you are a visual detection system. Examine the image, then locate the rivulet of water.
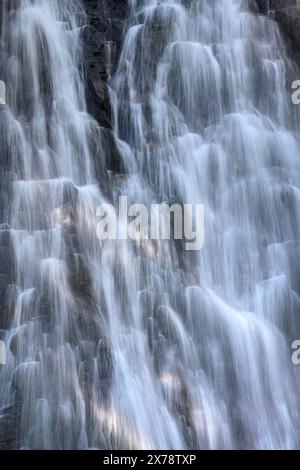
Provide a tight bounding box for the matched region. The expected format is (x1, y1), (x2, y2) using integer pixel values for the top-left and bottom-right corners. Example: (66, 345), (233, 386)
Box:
(0, 0), (300, 450)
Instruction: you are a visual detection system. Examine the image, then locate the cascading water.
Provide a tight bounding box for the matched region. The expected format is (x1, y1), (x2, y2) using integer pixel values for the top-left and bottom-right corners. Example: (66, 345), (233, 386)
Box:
(1, 0), (300, 450)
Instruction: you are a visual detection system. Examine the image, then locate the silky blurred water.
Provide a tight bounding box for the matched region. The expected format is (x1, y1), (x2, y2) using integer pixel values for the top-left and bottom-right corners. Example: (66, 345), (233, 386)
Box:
(0, 0), (300, 449)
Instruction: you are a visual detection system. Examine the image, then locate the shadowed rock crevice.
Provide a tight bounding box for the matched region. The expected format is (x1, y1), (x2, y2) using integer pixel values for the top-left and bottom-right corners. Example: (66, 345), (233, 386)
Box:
(256, 0), (300, 65)
(1, 0), (300, 451)
(82, 0), (128, 174)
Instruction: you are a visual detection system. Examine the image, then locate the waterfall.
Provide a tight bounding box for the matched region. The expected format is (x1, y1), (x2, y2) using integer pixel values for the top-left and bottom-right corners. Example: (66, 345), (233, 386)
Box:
(1, 0), (300, 450)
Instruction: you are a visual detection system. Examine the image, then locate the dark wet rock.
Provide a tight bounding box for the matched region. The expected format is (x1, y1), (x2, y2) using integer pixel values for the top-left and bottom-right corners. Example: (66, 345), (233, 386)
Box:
(96, 337), (113, 381)
(0, 106), (15, 334)
(0, 108), (14, 224)
(0, 275), (9, 330)
(73, 299), (103, 343)
(255, 1), (300, 65)
(255, 0), (297, 15)
(275, 6), (300, 64)
(100, 126), (124, 174)
(81, 0), (129, 188)
(83, 25), (112, 129)
(69, 253), (91, 298)
(0, 404), (21, 450)
(0, 229), (10, 246)
(0, 224), (13, 331)
(0, 107), (11, 173)
(64, 232), (81, 265)
(0, 244), (11, 277)
(78, 358), (94, 400)
(82, 0), (128, 129)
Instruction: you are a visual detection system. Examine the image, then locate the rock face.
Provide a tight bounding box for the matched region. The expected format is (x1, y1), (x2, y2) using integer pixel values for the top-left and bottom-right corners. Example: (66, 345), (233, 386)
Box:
(0, 107), (13, 331)
(256, 0), (300, 65)
(256, 0), (297, 13)
(82, 0), (128, 128)
(0, 5), (12, 288)
(81, 0), (128, 174)
(275, 6), (300, 63)
(81, 0), (300, 139)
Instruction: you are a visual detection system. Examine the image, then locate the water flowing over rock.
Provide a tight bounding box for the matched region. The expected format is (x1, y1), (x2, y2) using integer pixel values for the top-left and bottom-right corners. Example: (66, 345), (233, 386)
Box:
(1, 0), (300, 450)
